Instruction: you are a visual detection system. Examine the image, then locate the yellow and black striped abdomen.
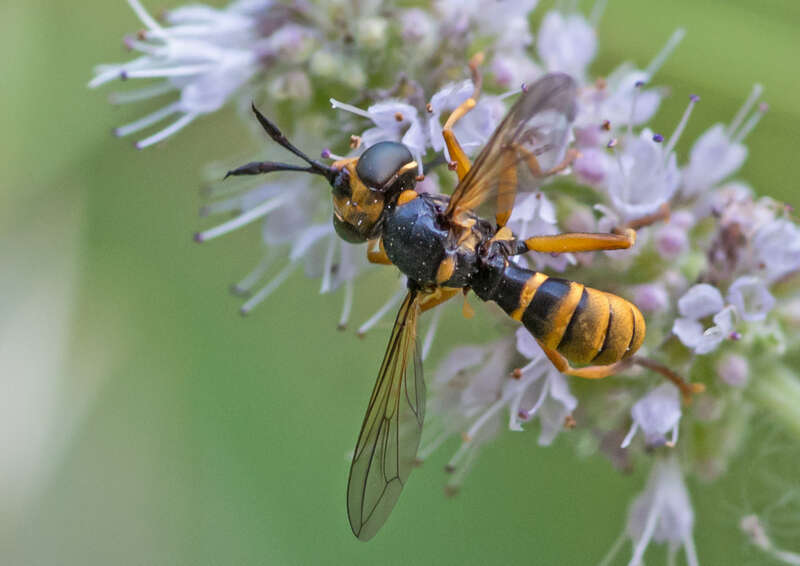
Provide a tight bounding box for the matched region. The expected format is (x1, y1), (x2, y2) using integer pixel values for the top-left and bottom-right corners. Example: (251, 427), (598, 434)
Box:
(476, 261), (645, 366)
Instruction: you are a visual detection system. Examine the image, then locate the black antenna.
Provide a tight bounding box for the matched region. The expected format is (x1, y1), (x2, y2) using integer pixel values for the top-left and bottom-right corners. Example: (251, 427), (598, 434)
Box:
(225, 104), (335, 182)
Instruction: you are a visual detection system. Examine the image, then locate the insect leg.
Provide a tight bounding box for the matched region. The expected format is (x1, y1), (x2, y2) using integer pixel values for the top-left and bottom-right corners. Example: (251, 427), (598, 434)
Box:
(441, 53), (484, 181)
(419, 287), (460, 312)
(511, 230), (637, 255)
(511, 143), (579, 178)
(538, 339), (631, 379)
(615, 203), (672, 232)
(366, 238), (393, 265)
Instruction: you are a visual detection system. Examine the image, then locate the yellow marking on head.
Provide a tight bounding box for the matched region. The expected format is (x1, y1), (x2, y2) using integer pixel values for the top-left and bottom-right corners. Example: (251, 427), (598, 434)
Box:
(435, 255), (456, 284)
(331, 161), (385, 240)
(397, 161), (418, 176)
(543, 282), (585, 349)
(397, 190), (419, 206)
(510, 272), (548, 321)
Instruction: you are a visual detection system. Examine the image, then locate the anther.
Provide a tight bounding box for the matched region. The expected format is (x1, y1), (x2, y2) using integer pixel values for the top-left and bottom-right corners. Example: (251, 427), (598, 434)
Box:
(394, 112), (404, 122)
(425, 103), (433, 113)
(601, 119), (611, 131)
(607, 138), (618, 148)
(652, 133), (664, 143)
(349, 135), (362, 149)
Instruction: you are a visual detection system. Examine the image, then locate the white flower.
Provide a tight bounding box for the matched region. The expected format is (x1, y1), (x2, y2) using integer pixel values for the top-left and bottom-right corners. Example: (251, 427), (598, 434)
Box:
(89, 0), (297, 148)
(623, 457), (698, 566)
(682, 84), (766, 197)
(632, 283), (670, 313)
(606, 129), (681, 222)
(422, 340), (514, 491)
(621, 384), (681, 448)
(537, 11), (596, 80)
(512, 328), (578, 445)
(435, 0), (538, 50)
(752, 219), (800, 283)
(715, 353), (749, 388)
(672, 284), (735, 354)
(400, 8), (437, 56)
(575, 29), (685, 135)
(508, 193), (574, 272)
(427, 82), (506, 159)
(681, 125), (747, 197)
(491, 50), (542, 90)
(727, 276), (775, 322)
(330, 98), (427, 170)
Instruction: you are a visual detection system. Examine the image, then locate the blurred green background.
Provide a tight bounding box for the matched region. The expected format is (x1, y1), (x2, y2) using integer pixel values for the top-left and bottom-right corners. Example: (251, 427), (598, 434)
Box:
(2, 1), (798, 564)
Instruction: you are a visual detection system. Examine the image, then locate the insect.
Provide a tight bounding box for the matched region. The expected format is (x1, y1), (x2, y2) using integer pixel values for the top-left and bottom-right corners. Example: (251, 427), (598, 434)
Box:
(227, 66), (683, 540)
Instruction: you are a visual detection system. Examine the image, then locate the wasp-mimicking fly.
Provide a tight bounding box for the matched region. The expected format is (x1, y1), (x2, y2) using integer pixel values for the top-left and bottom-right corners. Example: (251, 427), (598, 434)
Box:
(227, 61), (695, 541)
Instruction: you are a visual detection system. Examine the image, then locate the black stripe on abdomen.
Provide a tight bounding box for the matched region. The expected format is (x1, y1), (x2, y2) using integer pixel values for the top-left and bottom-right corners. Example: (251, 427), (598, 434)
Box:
(521, 277), (571, 340)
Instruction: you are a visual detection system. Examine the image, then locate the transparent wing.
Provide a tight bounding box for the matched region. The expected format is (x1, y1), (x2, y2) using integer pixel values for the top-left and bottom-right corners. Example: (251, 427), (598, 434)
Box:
(445, 73), (578, 226)
(347, 290), (424, 541)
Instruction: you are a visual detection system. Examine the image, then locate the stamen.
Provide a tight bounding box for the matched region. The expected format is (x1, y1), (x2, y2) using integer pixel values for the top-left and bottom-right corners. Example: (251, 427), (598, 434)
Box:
(126, 0), (163, 32)
(444, 448), (478, 496)
(590, 0), (609, 26)
(628, 81), (643, 137)
(597, 531), (628, 566)
(357, 288), (406, 336)
(683, 535), (700, 566)
(727, 83), (764, 138)
(731, 102), (768, 144)
(321, 148), (346, 160)
(465, 397), (507, 441)
(629, 490), (665, 566)
(240, 262), (296, 315)
(135, 112), (197, 148)
(644, 28), (686, 79)
(416, 428), (450, 462)
(620, 422), (639, 448)
(521, 376), (550, 420)
(337, 280), (354, 330)
(109, 82), (174, 104)
(329, 98), (372, 119)
(498, 86), (524, 100)
(421, 307), (443, 361)
(289, 225), (331, 261)
(113, 101), (179, 137)
(231, 252), (275, 296)
(445, 438), (472, 472)
(194, 195), (287, 242)
(122, 64), (213, 79)
(319, 237), (338, 294)
(663, 94), (699, 157)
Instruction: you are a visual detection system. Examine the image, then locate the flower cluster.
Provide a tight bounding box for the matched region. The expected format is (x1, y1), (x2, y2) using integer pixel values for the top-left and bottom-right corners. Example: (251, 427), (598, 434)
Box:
(91, 1), (800, 563)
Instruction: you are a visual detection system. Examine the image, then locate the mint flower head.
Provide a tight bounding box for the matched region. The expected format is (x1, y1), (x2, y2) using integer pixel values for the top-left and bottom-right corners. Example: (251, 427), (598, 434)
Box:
(90, 0), (800, 562)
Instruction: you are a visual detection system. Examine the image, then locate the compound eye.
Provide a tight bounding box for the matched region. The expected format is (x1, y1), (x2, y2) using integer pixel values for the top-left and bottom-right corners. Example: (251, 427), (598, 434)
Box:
(356, 141), (414, 191)
(332, 214), (367, 243)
